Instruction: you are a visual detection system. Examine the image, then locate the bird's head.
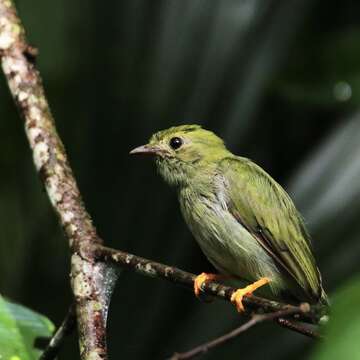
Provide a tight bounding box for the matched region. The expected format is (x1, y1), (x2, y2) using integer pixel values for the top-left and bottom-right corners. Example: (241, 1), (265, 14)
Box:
(130, 125), (229, 187)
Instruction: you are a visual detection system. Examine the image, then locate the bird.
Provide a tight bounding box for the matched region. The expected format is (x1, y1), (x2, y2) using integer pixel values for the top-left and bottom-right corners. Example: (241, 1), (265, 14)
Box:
(130, 124), (328, 312)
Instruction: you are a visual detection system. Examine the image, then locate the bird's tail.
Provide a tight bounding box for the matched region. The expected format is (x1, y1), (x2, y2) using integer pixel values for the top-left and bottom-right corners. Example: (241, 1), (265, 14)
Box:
(318, 287), (330, 324)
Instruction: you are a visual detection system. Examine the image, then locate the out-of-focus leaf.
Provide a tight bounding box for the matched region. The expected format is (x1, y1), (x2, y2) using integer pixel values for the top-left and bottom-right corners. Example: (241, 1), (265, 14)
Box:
(311, 276), (360, 360)
(0, 295), (54, 360)
(290, 115), (360, 230)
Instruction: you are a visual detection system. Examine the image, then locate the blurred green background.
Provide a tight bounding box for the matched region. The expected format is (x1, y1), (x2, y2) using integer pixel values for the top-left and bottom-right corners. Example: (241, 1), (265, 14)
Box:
(1, 0), (360, 358)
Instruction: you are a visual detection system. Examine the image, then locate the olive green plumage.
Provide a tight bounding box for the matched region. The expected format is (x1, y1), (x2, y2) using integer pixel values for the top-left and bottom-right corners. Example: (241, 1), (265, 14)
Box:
(131, 124), (328, 305)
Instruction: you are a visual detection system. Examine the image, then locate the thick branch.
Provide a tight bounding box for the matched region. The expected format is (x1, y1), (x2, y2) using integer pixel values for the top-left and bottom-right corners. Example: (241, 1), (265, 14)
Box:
(94, 245), (325, 330)
(0, 2), (109, 359)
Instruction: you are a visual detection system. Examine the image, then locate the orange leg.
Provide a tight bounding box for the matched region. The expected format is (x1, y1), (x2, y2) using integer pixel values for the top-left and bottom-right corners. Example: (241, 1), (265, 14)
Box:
(231, 277), (270, 312)
(194, 272), (226, 297)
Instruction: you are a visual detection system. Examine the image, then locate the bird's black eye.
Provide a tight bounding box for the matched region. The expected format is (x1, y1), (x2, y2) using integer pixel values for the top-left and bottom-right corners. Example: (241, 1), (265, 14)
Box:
(169, 137), (183, 150)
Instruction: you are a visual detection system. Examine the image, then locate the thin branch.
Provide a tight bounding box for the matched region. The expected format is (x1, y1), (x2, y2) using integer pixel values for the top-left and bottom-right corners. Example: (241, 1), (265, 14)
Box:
(0, 2), (110, 359)
(94, 245), (325, 331)
(276, 317), (323, 339)
(39, 305), (77, 360)
(169, 308), (302, 360)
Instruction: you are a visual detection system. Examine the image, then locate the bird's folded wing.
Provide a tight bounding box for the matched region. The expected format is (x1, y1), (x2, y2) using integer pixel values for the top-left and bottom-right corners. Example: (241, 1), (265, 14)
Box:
(218, 157), (322, 302)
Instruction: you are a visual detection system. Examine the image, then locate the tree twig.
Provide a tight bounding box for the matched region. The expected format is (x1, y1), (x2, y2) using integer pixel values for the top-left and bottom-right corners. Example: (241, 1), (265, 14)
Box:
(95, 245), (324, 332)
(169, 308), (304, 360)
(0, 2), (110, 359)
(276, 317), (323, 339)
(39, 304), (77, 360)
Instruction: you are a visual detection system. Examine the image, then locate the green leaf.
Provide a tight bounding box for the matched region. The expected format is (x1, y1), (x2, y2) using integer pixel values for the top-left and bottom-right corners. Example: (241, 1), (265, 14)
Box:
(311, 276), (360, 360)
(0, 294), (55, 360)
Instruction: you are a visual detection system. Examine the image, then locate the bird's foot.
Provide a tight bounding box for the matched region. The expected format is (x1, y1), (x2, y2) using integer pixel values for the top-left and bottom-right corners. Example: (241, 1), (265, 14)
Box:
(194, 272), (225, 298)
(231, 277), (270, 312)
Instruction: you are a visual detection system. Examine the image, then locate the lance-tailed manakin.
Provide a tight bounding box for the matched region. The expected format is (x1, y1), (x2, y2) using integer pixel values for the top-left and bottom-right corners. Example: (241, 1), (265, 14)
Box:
(130, 125), (328, 312)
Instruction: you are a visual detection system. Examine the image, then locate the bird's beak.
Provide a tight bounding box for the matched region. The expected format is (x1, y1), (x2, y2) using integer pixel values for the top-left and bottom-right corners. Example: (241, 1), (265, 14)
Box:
(129, 144), (163, 156)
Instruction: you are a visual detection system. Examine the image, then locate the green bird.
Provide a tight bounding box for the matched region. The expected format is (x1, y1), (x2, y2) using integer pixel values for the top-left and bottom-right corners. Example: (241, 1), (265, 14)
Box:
(130, 125), (328, 311)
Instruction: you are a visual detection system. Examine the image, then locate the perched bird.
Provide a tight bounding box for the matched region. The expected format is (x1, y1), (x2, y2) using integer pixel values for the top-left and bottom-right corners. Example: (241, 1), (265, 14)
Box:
(130, 125), (328, 311)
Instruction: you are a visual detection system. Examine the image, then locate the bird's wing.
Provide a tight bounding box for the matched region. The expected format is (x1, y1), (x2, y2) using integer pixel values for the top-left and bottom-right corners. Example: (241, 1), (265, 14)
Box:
(217, 156), (322, 302)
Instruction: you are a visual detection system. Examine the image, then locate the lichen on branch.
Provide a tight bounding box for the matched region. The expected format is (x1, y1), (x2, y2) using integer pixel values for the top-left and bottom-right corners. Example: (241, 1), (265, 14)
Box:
(0, 1), (110, 359)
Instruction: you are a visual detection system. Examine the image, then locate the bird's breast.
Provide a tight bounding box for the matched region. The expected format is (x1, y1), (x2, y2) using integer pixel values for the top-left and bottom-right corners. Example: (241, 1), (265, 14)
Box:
(178, 187), (283, 289)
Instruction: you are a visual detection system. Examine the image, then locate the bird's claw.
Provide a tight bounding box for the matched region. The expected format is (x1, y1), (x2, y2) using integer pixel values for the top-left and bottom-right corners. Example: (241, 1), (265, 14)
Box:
(230, 289), (247, 312)
(231, 277), (271, 313)
(194, 272), (221, 298)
